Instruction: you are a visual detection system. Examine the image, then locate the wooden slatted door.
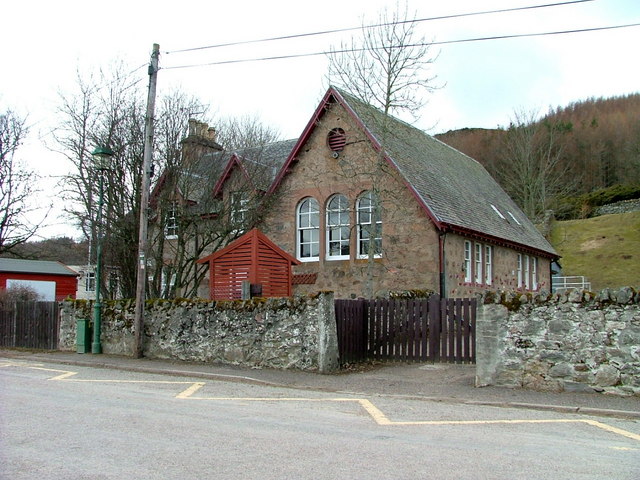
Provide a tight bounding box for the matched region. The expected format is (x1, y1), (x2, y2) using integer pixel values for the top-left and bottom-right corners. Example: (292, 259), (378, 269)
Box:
(0, 301), (59, 350)
(335, 296), (476, 366)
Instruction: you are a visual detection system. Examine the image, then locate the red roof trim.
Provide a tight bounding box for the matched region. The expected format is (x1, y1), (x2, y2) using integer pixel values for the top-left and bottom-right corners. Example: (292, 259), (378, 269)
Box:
(445, 224), (558, 259)
(267, 89), (336, 195)
(212, 153), (256, 198)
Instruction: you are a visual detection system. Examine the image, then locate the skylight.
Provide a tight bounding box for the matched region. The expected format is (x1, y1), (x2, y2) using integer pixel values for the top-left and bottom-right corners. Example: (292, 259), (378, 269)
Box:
(490, 204), (506, 219)
(508, 211), (522, 225)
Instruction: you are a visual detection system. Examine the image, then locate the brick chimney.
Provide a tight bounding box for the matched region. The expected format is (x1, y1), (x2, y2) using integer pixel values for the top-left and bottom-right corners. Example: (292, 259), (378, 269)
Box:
(182, 119), (223, 152)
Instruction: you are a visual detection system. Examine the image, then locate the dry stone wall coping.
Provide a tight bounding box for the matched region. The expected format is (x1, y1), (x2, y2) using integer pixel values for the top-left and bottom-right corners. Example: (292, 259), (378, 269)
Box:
(476, 287), (640, 397)
(59, 293), (339, 373)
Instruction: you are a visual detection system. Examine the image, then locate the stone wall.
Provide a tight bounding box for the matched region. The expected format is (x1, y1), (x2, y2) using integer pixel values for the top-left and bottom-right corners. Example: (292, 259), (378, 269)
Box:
(476, 287), (640, 396)
(59, 293), (339, 373)
(594, 198), (640, 216)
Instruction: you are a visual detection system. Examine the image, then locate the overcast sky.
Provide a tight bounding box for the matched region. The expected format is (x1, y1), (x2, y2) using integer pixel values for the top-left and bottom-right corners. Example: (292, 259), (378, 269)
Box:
(2, 0), (639, 239)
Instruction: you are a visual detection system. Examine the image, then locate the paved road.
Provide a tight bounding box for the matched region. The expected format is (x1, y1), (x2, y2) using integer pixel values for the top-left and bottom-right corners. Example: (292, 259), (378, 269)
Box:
(1, 359), (639, 480)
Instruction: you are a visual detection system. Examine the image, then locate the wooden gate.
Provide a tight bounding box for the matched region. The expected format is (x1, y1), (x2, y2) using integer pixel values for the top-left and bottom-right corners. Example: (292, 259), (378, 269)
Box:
(0, 301), (59, 350)
(335, 296), (476, 366)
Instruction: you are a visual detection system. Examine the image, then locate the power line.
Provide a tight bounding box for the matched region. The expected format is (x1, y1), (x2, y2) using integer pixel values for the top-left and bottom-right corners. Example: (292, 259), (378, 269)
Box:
(165, 0), (594, 55)
(162, 22), (640, 71)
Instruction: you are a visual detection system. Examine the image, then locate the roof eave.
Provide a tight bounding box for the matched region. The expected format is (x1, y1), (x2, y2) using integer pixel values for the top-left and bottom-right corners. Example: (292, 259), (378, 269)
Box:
(444, 223), (559, 259)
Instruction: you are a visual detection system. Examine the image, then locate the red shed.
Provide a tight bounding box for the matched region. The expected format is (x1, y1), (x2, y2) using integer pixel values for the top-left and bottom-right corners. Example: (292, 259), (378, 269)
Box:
(0, 258), (78, 301)
(197, 229), (300, 300)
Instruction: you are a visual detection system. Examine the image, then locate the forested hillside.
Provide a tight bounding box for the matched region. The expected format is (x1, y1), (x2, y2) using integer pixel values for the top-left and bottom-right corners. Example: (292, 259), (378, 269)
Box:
(0, 237), (89, 265)
(437, 93), (640, 221)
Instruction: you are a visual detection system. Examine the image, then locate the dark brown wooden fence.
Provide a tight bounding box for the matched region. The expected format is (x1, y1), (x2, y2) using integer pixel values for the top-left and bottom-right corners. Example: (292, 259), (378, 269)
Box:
(335, 296), (476, 366)
(0, 301), (59, 350)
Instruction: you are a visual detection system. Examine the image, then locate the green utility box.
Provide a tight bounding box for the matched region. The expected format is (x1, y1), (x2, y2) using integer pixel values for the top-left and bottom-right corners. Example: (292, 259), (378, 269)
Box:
(76, 319), (91, 354)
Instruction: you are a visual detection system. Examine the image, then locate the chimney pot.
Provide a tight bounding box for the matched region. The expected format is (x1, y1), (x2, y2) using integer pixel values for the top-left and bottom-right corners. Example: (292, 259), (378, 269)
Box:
(188, 119), (197, 136)
(207, 127), (217, 141)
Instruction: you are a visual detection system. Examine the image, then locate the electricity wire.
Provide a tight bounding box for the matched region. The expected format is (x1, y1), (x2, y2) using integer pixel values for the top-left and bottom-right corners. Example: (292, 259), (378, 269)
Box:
(165, 0), (594, 55)
(162, 22), (640, 71)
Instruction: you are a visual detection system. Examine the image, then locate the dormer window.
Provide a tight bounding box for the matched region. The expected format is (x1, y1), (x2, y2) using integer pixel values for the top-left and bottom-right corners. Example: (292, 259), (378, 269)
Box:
(327, 128), (346, 153)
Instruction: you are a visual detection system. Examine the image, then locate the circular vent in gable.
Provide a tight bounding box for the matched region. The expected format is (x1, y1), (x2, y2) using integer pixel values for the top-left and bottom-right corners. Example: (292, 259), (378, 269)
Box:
(327, 128), (346, 153)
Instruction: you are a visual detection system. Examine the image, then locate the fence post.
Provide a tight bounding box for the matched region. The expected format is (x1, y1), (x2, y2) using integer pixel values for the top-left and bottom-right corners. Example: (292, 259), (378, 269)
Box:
(475, 303), (508, 387)
(317, 292), (340, 373)
(428, 295), (441, 361)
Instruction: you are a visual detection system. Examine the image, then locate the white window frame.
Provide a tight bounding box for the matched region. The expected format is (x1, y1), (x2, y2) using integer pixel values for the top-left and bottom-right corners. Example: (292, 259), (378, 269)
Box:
(85, 271), (96, 292)
(356, 191), (382, 259)
(524, 255), (531, 290)
(532, 257), (538, 290)
(517, 254), (523, 288)
(326, 194), (350, 260)
(230, 191), (249, 226)
(474, 243), (483, 284)
(296, 197), (320, 262)
(464, 241), (472, 283)
(165, 202), (178, 239)
(161, 266), (176, 299)
(485, 245), (493, 286)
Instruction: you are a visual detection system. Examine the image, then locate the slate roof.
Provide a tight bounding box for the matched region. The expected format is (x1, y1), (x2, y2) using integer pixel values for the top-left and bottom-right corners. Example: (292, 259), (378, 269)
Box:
(221, 139), (298, 193)
(0, 258), (78, 276)
(154, 136), (296, 220)
(271, 87), (557, 257)
(333, 88), (557, 256)
(214, 138), (298, 194)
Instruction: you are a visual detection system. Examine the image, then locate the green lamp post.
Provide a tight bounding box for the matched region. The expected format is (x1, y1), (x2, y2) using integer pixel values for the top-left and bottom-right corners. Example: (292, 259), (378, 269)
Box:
(91, 145), (114, 354)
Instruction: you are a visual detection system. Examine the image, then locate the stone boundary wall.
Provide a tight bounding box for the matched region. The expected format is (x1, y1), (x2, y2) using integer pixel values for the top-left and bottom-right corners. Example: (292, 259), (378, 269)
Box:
(59, 292), (339, 373)
(476, 287), (640, 396)
(594, 198), (640, 216)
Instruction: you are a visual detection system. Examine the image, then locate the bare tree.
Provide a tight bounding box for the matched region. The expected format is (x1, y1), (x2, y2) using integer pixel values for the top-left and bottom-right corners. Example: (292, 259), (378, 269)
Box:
(148, 115), (284, 299)
(327, 2), (438, 118)
(324, 4), (439, 298)
(215, 114), (281, 151)
(495, 109), (575, 221)
(54, 63), (145, 298)
(0, 109), (44, 254)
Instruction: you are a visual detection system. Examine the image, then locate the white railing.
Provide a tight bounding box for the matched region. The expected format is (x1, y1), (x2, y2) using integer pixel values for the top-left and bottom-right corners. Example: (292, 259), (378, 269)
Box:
(552, 276), (591, 292)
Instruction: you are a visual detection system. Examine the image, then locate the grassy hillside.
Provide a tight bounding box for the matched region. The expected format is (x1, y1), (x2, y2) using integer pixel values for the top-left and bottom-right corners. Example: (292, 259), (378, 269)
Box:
(549, 211), (640, 291)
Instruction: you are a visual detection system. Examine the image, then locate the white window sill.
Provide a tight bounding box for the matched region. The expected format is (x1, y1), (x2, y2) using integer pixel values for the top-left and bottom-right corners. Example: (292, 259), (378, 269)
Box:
(297, 257), (320, 263)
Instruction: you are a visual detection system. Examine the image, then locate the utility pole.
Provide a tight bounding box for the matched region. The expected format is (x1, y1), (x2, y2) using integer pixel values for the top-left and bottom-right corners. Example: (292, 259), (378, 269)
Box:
(133, 43), (159, 358)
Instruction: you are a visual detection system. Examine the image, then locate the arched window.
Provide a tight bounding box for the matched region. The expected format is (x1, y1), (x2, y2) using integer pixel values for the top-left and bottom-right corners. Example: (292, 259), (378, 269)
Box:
(356, 191), (382, 258)
(297, 197), (320, 261)
(326, 194), (350, 260)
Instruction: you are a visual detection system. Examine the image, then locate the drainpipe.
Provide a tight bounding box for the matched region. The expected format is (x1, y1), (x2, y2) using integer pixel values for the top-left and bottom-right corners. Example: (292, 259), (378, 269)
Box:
(439, 232), (446, 298)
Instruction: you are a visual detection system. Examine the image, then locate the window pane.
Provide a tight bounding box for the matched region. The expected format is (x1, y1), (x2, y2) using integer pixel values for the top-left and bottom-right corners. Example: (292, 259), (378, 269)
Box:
(298, 197), (320, 260)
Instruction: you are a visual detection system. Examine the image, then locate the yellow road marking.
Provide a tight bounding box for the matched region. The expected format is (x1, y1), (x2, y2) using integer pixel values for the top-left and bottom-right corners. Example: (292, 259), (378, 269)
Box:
(176, 382), (206, 398)
(180, 394), (640, 443)
(3, 361), (204, 397)
(583, 419), (640, 443)
(4, 361), (639, 444)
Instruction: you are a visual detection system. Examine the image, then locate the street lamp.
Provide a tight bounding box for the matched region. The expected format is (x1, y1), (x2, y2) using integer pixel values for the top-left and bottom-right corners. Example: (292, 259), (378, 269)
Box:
(91, 145), (114, 354)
